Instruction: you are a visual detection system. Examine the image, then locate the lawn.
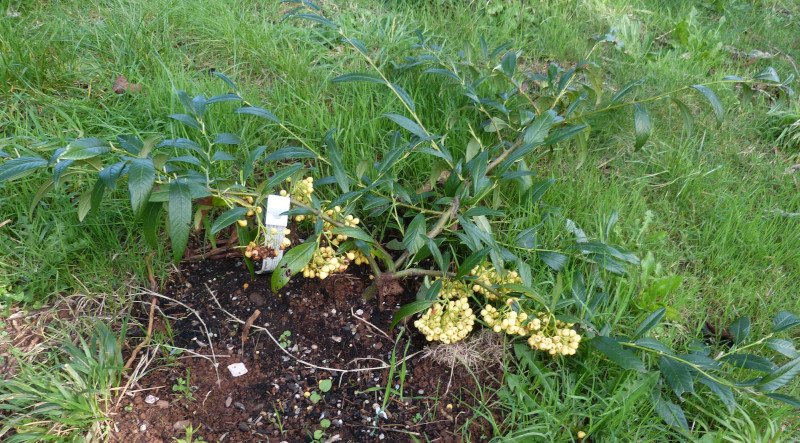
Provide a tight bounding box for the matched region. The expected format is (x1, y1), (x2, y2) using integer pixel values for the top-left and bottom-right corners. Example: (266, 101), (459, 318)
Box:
(1, 0), (799, 441)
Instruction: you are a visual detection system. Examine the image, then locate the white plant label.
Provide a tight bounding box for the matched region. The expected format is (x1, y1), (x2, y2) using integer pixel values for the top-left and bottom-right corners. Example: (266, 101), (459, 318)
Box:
(256, 194), (291, 273)
(227, 362), (248, 377)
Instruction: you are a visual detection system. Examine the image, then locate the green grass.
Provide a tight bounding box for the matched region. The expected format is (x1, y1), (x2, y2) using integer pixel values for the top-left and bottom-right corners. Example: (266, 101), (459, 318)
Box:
(1, 0), (799, 441)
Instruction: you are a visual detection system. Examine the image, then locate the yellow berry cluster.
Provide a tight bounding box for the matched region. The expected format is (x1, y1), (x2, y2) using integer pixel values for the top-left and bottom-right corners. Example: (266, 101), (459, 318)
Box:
(526, 315), (581, 356)
(302, 246), (352, 280)
(279, 176), (314, 205)
(414, 297), (476, 344)
(480, 302), (538, 336)
(236, 196), (263, 227)
(433, 278), (470, 300)
(469, 264), (522, 300)
(244, 228), (292, 259)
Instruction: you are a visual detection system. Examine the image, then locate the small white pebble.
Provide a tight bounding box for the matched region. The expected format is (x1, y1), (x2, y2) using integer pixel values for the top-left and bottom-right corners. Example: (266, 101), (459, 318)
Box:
(140, 424), (147, 432)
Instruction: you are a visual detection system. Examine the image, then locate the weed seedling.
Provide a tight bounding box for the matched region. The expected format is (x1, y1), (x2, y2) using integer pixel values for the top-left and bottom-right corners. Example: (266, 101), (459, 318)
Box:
(172, 368), (196, 402)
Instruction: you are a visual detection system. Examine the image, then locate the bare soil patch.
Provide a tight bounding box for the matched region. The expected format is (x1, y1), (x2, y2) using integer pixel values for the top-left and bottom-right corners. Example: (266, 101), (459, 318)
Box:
(111, 258), (504, 442)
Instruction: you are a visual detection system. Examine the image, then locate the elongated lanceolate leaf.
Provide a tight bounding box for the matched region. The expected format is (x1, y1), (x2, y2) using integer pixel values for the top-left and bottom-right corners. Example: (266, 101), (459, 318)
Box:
(757, 356), (800, 392)
(383, 113), (427, 138)
(728, 317), (751, 346)
(168, 180), (192, 263)
(324, 131), (350, 193)
(142, 202), (163, 249)
(593, 336), (646, 372)
(633, 308), (666, 339)
(60, 138), (110, 160)
(633, 103), (651, 150)
(391, 300), (439, 330)
(772, 311), (800, 332)
(660, 356), (695, 398)
(127, 158), (155, 218)
(234, 106), (280, 123)
(331, 72), (385, 84)
(271, 238), (318, 292)
(210, 207), (249, 235)
(0, 157), (47, 183)
(651, 392), (689, 431)
(168, 114), (201, 131)
(692, 84), (724, 126)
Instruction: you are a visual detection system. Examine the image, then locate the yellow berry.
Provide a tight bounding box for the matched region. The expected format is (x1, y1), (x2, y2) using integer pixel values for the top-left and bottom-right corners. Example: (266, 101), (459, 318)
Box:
(237, 219), (248, 227)
(577, 431), (586, 439)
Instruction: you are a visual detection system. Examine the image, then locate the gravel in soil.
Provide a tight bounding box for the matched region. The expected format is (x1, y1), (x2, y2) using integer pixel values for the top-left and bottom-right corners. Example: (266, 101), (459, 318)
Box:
(111, 258), (504, 442)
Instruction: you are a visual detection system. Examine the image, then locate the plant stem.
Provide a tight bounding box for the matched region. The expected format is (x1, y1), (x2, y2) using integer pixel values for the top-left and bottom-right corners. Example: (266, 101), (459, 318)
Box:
(393, 196), (460, 270)
(289, 197), (390, 275)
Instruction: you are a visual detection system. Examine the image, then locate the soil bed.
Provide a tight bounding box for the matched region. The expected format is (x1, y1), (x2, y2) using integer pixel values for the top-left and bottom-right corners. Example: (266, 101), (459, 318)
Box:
(112, 258), (503, 442)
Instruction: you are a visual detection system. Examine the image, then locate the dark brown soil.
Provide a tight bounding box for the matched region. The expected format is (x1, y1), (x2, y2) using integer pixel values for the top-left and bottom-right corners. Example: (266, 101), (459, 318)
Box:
(111, 258), (504, 442)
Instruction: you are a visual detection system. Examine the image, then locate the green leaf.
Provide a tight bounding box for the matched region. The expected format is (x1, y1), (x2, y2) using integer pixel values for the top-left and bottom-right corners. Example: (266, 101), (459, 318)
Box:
(168, 179), (192, 263)
(242, 146), (267, 182)
(633, 308), (666, 339)
(266, 163), (304, 191)
(455, 247), (491, 279)
(660, 356), (695, 398)
(167, 156), (203, 167)
(211, 151), (236, 162)
(390, 300), (438, 330)
(501, 51), (517, 77)
(514, 227), (537, 249)
(324, 131), (350, 193)
(611, 78), (645, 104)
(77, 188), (92, 222)
(720, 354), (777, 373)
(424, 236), (445, 272)
(168, 114), (201, 131)
(772, 311), (800, 332)
(271, 238), (318, 292)
(670, 98), (694, 134)
(754, 67), (780, 82)
(176, 90), (196, 115)
(698, 377), (735, 412)
(210, 207), (249, 235)
(264, 146), (318, 163)
(142, 202), (163, 249)
(593, 336), (646, 372)
(523, 110), (559, 145)
(765, 393), (800, 409)
(634, 338), (674, 355)
(525, 178), (555, 205)
(390, 83), (415, 112)
(543, 124), (588, 145)
(402, 214), (427, 254)
(633, 103), (651, 150)
(212, 71), (238, 91)
(29, 177), (54, 214)
(383, 113), (427, 138)
(213, 133), (242, 145)
(98, 161), (129, 191)
(0, 157), (47, 182)
(728, 317), (751, 346)
(538, 251), (568, 271)
(291, 13), (338, 29)
(464, 207), (504, 218)
(234, 106), (280, 123)
(319, 379), (332, 393)
(90, 179), (105, 213)
(60, 138), (111, 160)
(765, 338), (798, 358)
(571, 241), (639, 264)
(117, 135), (143, 155)
(423, 68), (461, 82)
(651, 391), (689, 431)
(691, 85), (724, 126)
(757, 356), (800, 392)
(331, 227), (375, 244)
(206, 93), (242, 104)
(127, 158), (155, 218)
(331, 72), (386, 84)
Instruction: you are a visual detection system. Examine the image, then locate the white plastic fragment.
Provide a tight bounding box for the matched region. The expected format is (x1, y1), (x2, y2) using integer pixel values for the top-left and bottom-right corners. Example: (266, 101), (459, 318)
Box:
(144, 394), (159, 404)
(227, 362), (248, 377)
(256, 194), (291, 273)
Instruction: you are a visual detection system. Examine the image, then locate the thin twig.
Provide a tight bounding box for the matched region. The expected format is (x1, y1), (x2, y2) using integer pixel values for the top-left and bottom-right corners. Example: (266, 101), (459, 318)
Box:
(351, 307), (392, 340)
(207, 286), (422, 373)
